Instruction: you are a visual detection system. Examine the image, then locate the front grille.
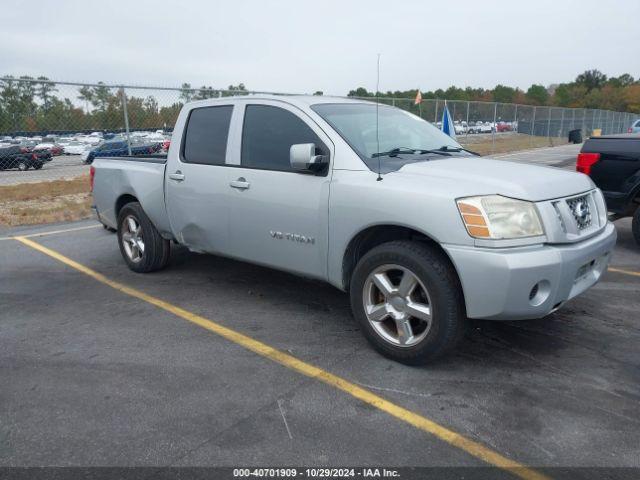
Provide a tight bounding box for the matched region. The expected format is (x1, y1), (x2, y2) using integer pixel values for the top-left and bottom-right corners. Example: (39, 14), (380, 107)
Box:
(566, 195), (592, 230)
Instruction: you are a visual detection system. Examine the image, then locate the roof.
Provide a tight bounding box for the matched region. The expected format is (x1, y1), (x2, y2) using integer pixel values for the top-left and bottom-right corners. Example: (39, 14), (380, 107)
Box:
(185, 94), (375, 109)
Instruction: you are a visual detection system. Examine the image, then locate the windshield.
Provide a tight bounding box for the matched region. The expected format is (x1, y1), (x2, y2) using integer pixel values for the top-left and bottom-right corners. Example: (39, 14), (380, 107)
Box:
(312, 103), (462, 169)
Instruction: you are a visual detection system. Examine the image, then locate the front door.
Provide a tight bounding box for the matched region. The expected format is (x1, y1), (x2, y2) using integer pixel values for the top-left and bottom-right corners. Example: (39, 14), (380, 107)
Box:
(227, 102), (332, 279)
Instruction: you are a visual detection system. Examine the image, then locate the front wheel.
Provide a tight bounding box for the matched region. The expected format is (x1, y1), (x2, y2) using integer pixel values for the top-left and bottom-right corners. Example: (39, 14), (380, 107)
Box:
(17, 161), (28, 171)
(350, 241), (466, 365)
(117, 202), (170, 273)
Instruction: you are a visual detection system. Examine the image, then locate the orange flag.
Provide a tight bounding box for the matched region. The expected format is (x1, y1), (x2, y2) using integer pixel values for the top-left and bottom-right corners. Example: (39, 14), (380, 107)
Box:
(414, 90), (422, 105)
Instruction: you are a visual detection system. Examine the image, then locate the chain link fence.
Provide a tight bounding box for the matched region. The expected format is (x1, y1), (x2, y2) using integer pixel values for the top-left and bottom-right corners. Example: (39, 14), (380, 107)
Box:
(1, 77), (638, 185)
(359, 96), (638, 153)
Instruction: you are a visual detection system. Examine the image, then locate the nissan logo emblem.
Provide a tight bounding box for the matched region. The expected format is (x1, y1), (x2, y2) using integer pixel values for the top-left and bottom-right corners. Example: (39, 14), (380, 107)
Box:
(574, 201), (589, 222)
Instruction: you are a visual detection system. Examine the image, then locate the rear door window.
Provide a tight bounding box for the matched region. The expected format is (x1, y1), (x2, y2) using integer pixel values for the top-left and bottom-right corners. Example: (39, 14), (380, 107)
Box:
(182, 105), (234, 165)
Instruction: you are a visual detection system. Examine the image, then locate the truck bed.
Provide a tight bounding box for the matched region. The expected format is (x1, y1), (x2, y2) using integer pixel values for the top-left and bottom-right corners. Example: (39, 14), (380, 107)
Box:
(92, 155), (173, 236)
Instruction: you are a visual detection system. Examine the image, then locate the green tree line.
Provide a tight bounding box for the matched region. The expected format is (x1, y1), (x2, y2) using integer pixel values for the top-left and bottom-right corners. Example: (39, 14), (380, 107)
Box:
(348, 70), (640, 113)
(0, 76), (248, 134)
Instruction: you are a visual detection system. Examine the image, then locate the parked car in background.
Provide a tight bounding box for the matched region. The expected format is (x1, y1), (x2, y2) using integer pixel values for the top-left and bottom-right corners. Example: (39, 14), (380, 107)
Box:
(92, 95), (615, 364)
(77, 135), (102, 145)
(0, 145), (44, 171)
(18, 139), (39, 150)
(496, 122), (512, 133)
(480, 122), (494, 133)
(83, 139), (162, 164)
(64, 141), (89, 155)
(577, 133), (640, 245)
(467, 121), (492, 134)
(34, 142), (63, 156)
(18, 140), (53, 162)
(57, 137), (74, 148)
(162, 138), (171, 152)
(629, 119), (640, 134)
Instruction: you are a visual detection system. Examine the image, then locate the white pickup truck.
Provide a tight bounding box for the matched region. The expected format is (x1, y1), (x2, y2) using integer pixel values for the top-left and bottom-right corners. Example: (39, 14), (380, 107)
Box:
(92, 95), (616, 364)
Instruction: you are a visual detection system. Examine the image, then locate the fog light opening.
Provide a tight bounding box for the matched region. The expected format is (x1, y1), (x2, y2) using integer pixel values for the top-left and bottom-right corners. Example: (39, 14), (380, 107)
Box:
(529, 280), (551, 307)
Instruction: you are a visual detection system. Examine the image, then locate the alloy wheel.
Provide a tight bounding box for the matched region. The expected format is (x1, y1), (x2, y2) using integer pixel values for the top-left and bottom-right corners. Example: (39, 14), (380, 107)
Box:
(362, 264), (433, 347)
(121, 215), (145, 263)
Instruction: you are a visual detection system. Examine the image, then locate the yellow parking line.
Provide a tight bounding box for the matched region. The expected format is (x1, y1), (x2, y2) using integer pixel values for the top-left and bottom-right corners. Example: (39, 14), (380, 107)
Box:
(0, 224), (101, 241)
(14, 235), (549, 480)
(608, 267), (640, 278)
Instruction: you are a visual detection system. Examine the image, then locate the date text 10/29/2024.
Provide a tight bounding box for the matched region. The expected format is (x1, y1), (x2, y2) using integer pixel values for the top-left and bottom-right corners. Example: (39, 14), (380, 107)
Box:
(233, 468), (400, 478)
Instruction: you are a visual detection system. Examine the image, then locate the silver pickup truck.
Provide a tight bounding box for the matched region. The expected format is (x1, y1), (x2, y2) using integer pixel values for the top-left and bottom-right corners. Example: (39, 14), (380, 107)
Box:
(92, 95), (616, 364)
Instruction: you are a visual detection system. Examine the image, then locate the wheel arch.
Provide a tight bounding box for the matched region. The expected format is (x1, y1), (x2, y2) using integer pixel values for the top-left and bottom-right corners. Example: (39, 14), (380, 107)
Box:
(115, 193), (139, 218)
(341, 224), (461, 292)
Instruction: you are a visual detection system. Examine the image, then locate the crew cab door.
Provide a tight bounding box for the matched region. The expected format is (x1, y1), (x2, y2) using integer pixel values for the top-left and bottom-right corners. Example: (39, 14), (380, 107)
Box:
(226, 101), (333, 279)
(165, 103), (236, 254)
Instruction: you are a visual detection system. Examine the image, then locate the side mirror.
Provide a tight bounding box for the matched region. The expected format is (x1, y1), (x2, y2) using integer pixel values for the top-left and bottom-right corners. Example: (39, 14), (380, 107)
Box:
(290, 143), (328, 173)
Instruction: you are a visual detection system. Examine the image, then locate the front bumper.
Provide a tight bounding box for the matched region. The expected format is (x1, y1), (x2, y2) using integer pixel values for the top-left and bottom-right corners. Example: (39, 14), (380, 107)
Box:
(443, 222), (617, 320)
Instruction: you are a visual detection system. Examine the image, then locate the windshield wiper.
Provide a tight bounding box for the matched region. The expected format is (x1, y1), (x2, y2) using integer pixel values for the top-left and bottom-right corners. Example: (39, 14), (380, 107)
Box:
(437, 145), (480, 156)
(372, 147), (419, 158)
(372, 147), (451, 158)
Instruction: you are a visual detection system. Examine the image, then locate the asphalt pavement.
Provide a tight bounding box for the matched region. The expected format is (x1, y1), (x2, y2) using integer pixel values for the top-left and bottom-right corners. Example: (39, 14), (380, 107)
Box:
(1, 145), (639, 478)
(495, 143), (582, 168)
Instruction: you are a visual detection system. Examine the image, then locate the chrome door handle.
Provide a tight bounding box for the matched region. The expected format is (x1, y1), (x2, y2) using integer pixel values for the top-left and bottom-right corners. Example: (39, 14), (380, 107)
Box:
(168, 171), (185, 181)
(229, 177), (250, 190)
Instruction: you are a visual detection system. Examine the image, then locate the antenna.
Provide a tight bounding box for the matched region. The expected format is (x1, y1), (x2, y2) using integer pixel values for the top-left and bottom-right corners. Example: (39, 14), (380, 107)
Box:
(375, 53), (382, 181)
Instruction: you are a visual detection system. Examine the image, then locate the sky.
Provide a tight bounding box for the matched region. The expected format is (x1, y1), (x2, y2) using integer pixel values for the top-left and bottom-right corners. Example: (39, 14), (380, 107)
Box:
(2, 0), (639, 95)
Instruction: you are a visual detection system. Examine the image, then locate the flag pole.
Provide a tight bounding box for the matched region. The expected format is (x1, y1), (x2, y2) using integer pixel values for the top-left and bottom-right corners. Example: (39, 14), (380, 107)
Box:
(415, 89), (422, 118)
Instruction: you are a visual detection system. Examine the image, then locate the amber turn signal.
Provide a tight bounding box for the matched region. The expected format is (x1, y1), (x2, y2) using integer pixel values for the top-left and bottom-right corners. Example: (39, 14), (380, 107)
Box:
(457, 200), (491, 238)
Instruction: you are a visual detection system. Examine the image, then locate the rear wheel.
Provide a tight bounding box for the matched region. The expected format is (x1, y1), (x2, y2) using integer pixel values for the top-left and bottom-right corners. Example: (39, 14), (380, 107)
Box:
(117, 202), (170, 273)
(17, 161), (28, 171)
(34, 162), (43, 170)
(350, 241), (466, 365)
(632, 208), (640, 246)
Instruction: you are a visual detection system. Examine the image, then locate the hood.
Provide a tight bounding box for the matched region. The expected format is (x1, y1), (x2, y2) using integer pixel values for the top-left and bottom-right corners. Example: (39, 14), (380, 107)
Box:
(393, 157), (594, 201)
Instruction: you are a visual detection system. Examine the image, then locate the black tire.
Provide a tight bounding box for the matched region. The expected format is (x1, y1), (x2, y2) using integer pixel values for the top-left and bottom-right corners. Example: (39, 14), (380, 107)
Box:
(350, 240), (466, 365)
(17, 161), (28, 171)
(632, 208), (640, 246)
(34, 162), (43, 170)
(117, 202), (170, 273)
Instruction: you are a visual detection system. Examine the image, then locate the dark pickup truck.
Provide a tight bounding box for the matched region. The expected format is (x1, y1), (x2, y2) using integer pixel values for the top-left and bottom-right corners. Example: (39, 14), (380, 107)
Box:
(0, 145), (45, 171)
(577, 134), (640, 244)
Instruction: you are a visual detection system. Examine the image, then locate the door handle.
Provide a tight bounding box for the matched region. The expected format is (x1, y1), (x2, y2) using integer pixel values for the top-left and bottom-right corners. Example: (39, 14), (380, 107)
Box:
(229, 177), (250, 190)
(168, 171), (185, 181)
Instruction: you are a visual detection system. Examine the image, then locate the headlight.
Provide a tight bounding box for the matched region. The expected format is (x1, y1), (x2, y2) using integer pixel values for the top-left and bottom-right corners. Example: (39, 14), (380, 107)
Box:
(456, 195), (544, 239)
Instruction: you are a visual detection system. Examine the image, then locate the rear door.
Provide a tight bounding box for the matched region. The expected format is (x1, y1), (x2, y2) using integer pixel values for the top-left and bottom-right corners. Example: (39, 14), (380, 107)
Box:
(165, 103), (236, 254)
(226, 101), (332, 279)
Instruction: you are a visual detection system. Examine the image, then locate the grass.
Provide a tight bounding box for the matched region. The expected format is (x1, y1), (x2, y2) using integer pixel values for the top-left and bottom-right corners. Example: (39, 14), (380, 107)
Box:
(459, 133), (566, 156)
(0, 176), (92, 227)
(0, 134), (569, 227)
